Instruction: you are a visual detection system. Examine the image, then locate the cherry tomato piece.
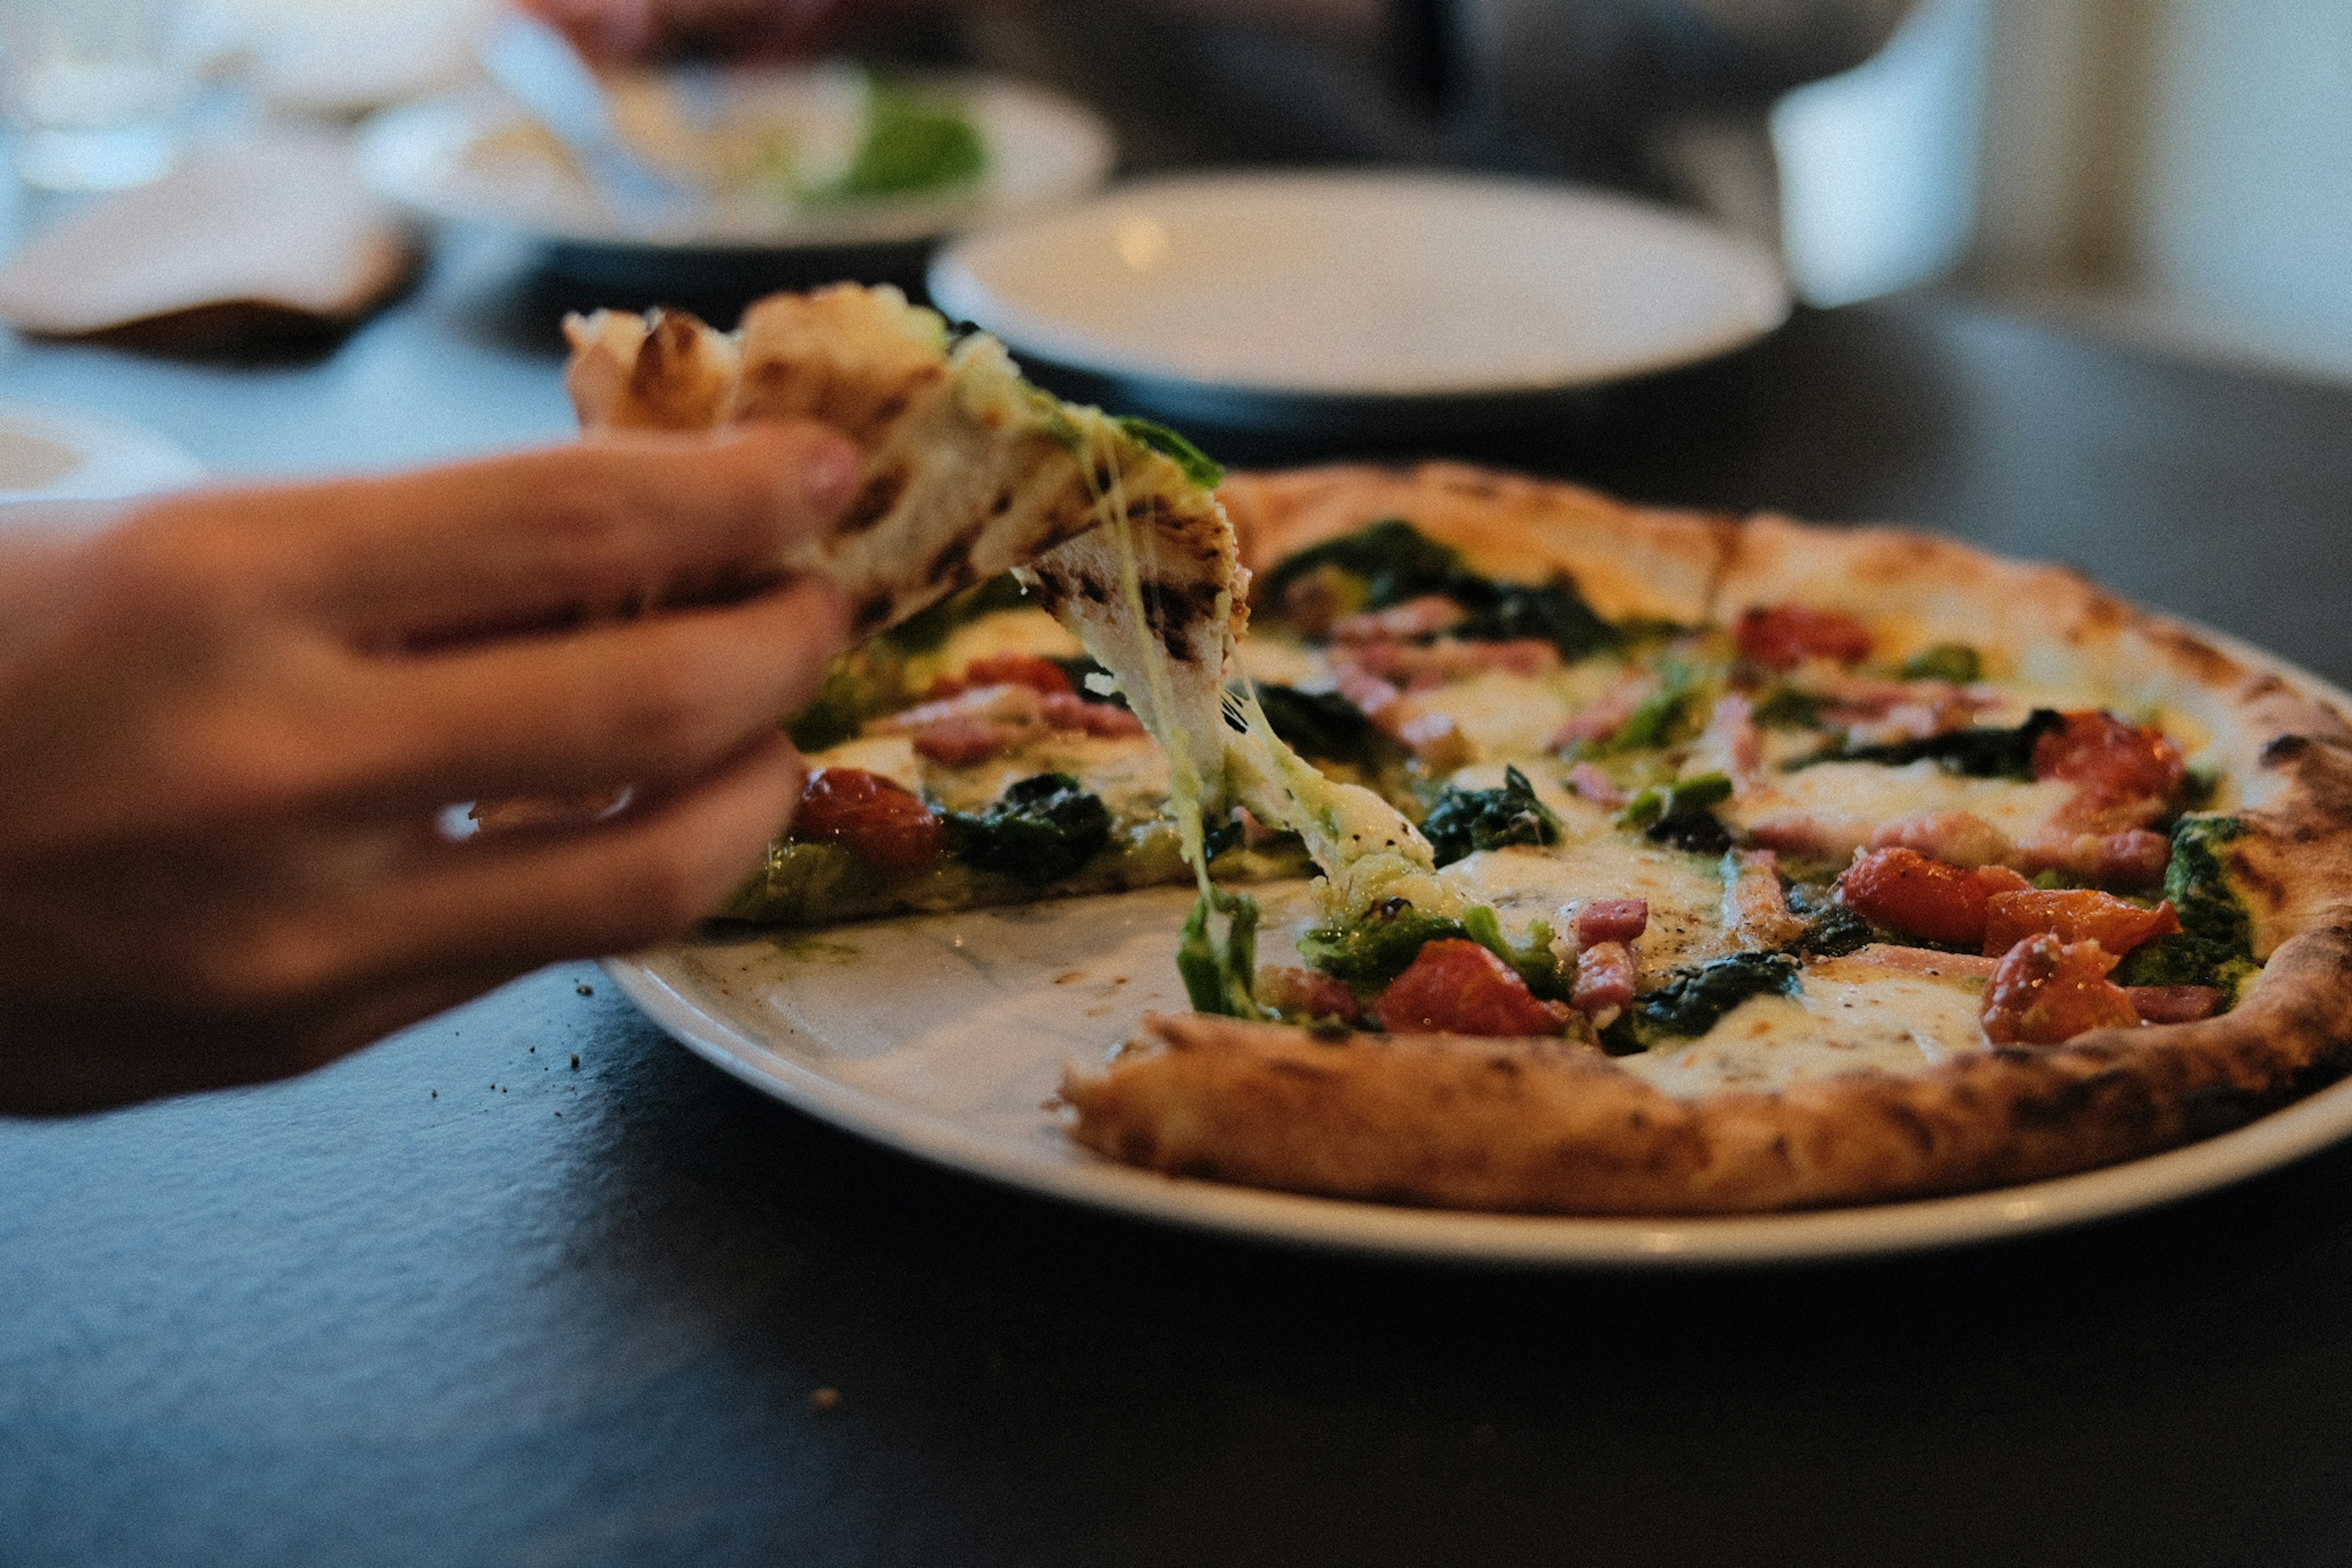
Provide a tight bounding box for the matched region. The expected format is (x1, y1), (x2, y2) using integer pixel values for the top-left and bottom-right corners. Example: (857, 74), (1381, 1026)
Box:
(1378, 939), (1569, 1037)
(1734, 605), (1874, 671)
(1981, 935), (2142, 1045)
(1981, 890), (2180, 959)
(1836, 848), (2027, 949)
(2031, 710), (2185, 805)
(792, 767), (944, 875)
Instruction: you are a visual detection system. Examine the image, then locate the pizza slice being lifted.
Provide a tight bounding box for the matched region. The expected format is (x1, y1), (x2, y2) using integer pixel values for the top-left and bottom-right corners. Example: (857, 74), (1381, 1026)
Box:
(570, 285), (2352, 1216)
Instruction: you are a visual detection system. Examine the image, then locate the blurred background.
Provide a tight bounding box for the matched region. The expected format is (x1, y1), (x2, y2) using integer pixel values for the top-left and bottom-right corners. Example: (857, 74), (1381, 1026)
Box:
(0, 0), (2343, 382)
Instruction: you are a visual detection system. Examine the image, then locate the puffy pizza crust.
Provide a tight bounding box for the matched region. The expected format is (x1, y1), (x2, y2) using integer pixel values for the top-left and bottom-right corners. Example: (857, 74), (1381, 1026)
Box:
(1066, 461), (2352, 1213)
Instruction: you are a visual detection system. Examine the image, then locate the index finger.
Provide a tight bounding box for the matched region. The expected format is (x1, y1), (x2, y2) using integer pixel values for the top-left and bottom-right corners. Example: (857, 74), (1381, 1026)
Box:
(167, 422), (861, 639)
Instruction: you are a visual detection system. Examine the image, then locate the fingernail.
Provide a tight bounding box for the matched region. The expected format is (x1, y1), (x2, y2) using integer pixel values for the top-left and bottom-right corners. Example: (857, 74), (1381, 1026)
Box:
(798, 434), (862, 516)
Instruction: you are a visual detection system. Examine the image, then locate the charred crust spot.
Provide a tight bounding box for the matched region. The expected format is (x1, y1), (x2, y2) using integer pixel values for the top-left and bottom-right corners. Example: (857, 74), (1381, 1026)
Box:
(1026, 566), (1068, 611)
(1074, 573), (1112, 606)
(2262, 733), (2315, 767)
(1268, 1057), (1337, 1082)
(851, 591), (894, 636)
(837, 464), (910, 535)
(1093, 462), (1116, 491)
(1483, 1056), (1523, 1079)
(1880, 1099), (1938, 1155)
(924, 525), (984, 587)
(853, 391), (910, 440)
(1125, 494), (1166, 523)
(1137, 578), (1220, 662)
(990, 488), (1015, 516)
(2229, 851), (2285, 907)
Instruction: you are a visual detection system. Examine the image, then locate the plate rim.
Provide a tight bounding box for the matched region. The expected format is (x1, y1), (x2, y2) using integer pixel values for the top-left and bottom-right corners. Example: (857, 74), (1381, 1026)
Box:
(0, 399), (203, 503)
(607, 620), (2352, 1271)
(356, 70), (1117, 253)
(925, 168), (1794, 399)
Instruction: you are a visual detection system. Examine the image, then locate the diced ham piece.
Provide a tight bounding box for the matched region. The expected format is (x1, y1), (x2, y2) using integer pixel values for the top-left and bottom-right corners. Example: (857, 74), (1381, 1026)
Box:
(1379, 939), (1572, 1037)
(1575, 899), (1651, 947)
(1735, 605), (1874, 671)
(1331, 663), (1471, 767)
(1747, 809), (2014, 872)
(1566, 763), (1629, 809)
(880, 680), (1145, 762)
(1725, 848), (1808, 951)
(1835, 847), (2033, 949)
(911, 718), (1022, 766)
(1690, 693), (1763, 786)
(1343, 636), (1561, 690)
(2128, 986), (2223, 1024)
(1572, 941), (1638, 1024)
(2016, 827), (2173, 890)
(1255, 965), (1362, 1026)
(1981, 935), (2142, 1045)
(1328, 594), (1464, 644)
(1040, 692), (1148, 738)
(1548, 675), (1653, 750)
(1981, 890), (2180, 959)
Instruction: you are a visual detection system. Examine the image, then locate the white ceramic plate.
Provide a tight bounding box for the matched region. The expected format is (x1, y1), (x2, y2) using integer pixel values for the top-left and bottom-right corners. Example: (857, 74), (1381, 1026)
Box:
(357, 70), (1115, 251)
(927, 172), (1792, 409)
(0, 401), (202, 507)
(608, 632), (2352, 1270)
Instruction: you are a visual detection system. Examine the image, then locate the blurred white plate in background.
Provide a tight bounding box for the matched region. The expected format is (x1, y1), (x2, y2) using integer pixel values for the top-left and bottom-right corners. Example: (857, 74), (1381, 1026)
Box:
(358, 69), (1115, 251)
(0, 402), (202, 505)
(928, 172), (1791, 425)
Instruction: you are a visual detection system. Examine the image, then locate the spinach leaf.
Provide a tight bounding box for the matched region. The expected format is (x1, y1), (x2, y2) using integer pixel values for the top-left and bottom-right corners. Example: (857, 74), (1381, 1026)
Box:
(1177, 888), (1265, 1018)
(2114, 816), (2257, 997)
(1781, 883), (1881, 957)
(943, 774), (1112, 884)
(1253, 682), (1396, 769)
(1263, 517), (1465, 612)
(1899, 643), (1984, 683)
(1114, 417), (1223, 489)
(1300, 899), (1467, 986)
(1444, 575), (1618, 660)
(1262, 517), (1622, 659)
(1462, 905), (1567, 1000)
(1421, 765), (1561, 867)
(1618, 772), (1735, 854)
(1796, 709), (2065, 780)
(1600, 952), (1803, 1054)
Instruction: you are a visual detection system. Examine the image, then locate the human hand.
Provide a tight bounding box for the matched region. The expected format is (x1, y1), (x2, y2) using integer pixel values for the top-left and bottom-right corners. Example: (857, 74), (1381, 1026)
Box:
(0, 423), (858, 1114)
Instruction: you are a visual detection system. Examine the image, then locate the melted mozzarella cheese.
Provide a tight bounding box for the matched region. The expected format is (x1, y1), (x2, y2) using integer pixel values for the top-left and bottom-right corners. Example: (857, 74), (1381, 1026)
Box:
(1441, 839), (1733, 979)
(1617, 964), (1990, 1097)
(809, 734), (921, 793)
(1728, 760), (2075, 852)
(1411, 669), (1577, 760)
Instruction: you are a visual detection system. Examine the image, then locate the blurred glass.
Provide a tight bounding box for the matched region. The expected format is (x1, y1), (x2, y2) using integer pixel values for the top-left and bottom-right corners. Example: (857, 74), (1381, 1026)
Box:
(0, 0), (190, 190)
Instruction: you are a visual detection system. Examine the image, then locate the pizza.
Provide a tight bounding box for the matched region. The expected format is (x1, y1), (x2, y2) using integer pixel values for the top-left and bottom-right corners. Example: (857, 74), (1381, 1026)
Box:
(569, 285), (2352, 1216)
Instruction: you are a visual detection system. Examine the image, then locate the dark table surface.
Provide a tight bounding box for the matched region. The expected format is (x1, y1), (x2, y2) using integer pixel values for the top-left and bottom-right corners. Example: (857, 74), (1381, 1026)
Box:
(8, 242), (2352, 1568)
